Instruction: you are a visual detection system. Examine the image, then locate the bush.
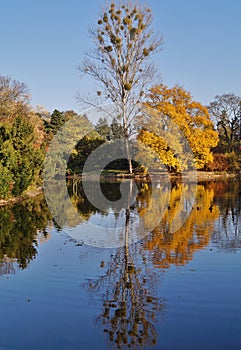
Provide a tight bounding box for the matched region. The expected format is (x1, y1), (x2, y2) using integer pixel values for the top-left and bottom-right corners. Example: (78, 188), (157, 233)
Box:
(0, 164), (13, 198)
(225, 152), (241, 173)
(205, 153), (229, 172)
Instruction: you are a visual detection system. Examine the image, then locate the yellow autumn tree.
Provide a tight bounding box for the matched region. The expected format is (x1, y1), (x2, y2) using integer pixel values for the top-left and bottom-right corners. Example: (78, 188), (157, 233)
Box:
(137, 84), (219, 171)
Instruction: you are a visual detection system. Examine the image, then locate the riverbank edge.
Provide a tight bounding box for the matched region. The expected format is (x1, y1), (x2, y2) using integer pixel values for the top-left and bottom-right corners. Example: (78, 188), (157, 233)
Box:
(0, 171), (239, 207)
(0, 187), (43, 207)
(68, 170), (240, 181)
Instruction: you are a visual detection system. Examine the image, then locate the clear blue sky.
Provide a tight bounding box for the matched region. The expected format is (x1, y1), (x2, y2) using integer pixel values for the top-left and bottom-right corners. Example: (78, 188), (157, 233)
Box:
(1, 0), (241, 113)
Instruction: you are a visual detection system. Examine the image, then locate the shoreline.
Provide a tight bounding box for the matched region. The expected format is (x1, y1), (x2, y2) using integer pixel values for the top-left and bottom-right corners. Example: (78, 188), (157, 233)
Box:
(67, 170), (240, 181)
(0, 187), (43, 207)
(196, 171), (239, 181)
(0, 172), (240, 207)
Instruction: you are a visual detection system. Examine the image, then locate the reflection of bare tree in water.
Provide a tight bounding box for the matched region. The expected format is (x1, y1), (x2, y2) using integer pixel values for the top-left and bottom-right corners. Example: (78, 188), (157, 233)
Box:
(0, 259), (15, 275)
(85, 182), (164, 349)
(211, 181), (241, 250)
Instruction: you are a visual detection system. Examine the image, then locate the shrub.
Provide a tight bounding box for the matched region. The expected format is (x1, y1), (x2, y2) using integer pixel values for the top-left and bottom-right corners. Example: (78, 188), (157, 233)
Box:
(205, 153), (229, 172)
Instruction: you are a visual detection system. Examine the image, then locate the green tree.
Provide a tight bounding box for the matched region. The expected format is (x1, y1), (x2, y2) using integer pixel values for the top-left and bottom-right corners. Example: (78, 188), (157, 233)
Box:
(95, 117), (111, 140)
(44, 113), (93, 179)
(68, 131), (105, 174)
(78, 1), (163, 174)
(95, 116), (125, 141)
(45, 109), (69, 139)
(110, 117), (125, 139)
(0, 76), (46, 198)
(0, 163), (13, 198)
(0, 115), (44, 197)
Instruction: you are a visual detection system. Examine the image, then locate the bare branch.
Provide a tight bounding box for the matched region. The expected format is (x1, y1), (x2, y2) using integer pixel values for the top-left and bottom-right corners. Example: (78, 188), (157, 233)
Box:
(77, 1), (163, 173)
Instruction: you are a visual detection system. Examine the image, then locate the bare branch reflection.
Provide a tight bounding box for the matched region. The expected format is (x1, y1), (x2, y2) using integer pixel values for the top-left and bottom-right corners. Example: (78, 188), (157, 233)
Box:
(68, 178), (241, 348)
(83, 181), (165, 349)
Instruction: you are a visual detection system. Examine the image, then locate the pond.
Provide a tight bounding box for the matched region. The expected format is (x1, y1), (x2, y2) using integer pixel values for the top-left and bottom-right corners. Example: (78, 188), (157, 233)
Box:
(0, 179), (241, 350)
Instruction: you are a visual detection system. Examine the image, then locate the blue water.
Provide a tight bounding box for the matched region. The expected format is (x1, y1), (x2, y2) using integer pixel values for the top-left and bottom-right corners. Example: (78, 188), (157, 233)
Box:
(0, 180), (241, 350)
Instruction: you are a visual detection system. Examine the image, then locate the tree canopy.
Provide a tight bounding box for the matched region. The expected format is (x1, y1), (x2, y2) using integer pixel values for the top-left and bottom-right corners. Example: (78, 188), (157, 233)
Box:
(137, 84), (219, 171)
(0, 75), (30, 118)
(208, 93), (241, 153)
(0, 76), (45, 198)
(79, 0), (163, 173)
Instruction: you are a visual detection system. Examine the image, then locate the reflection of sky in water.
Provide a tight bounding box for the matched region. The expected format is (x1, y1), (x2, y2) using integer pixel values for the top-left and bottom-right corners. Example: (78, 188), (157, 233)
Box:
(213, 213), (241, 251)
(63, 208), (142, 248)
(61, 180), (199, 247)
(1, 181), (241, 349)
(88, 208), (129, 228)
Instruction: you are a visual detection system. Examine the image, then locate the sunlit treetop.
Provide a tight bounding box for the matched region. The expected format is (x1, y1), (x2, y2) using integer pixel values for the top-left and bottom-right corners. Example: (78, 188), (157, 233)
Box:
(139, 84), (219, 170)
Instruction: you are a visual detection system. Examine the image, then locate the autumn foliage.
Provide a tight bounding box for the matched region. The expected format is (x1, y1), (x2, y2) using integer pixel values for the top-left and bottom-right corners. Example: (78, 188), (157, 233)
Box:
(138, 84), (219, 171)
(142, 182), (220, 267)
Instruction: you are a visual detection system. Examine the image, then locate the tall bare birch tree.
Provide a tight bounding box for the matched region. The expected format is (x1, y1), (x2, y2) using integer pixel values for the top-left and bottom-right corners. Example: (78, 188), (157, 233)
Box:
(78, 1), (163, 173)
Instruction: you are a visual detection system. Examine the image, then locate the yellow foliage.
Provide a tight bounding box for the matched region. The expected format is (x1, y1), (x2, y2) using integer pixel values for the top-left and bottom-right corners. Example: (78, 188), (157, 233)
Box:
(142, 182), (220, 267)
(138, 84), (219, 170)
(137, 129), (182, 172)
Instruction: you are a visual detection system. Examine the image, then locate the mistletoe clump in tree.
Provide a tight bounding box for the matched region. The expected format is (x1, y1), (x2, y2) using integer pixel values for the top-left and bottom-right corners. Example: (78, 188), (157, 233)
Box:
(79, 1), (163, 173)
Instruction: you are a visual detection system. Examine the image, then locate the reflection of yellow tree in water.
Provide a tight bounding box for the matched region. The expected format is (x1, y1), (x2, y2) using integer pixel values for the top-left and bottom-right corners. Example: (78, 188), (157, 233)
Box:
(143, 182), (220, 268)
(72, 180), (222, 348)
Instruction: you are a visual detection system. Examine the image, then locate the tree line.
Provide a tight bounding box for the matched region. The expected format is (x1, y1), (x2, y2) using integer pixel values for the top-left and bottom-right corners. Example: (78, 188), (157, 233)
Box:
(1, 0), (241, 199)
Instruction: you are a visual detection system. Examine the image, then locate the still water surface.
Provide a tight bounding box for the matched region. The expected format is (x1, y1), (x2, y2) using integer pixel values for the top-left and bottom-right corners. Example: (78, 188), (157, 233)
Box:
(0, 179), (241, 349)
